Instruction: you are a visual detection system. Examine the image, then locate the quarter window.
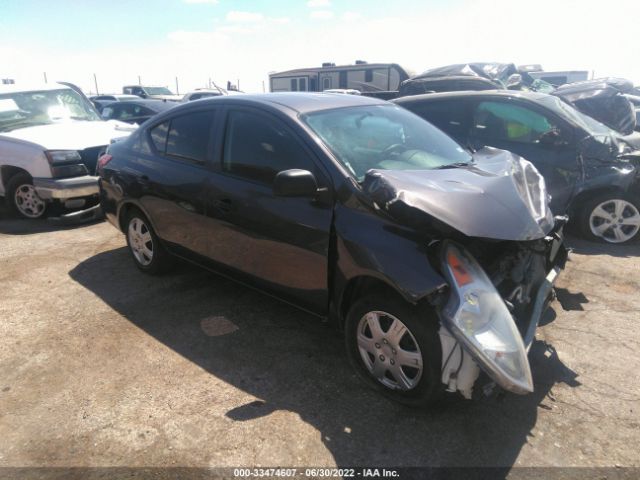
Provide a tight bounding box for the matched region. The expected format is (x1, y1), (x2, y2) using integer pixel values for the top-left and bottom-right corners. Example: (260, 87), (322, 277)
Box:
(223, 111), (316, 185)
(150, 121), (169, 152)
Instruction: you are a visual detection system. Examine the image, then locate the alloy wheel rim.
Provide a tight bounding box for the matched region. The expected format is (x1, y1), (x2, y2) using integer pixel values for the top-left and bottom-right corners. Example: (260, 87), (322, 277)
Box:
(14, 184), (45, 218)
(589, 199), (640, 243)
(356, 311), (423, 391)
(128, 218), (154, 266)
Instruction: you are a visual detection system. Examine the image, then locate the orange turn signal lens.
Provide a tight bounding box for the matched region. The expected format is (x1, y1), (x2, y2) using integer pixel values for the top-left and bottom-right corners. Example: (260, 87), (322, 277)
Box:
(447, 250), (472, 287)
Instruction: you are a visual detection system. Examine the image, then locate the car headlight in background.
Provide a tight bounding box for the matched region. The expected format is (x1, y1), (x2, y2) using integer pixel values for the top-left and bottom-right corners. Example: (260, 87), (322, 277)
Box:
(45, 150), (82, 165)
(440, 242), (533, 394)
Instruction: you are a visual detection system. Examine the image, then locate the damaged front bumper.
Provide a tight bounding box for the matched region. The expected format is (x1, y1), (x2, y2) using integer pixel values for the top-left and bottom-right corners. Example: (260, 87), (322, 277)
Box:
(437, 221), (569, 399)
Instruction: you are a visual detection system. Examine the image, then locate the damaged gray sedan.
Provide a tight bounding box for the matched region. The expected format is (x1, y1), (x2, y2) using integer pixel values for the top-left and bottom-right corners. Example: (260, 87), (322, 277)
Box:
(99, 93), (568, 405)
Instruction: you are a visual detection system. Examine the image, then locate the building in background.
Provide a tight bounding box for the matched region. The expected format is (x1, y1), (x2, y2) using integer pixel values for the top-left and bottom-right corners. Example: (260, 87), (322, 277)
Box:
(269, 61), (410, 94)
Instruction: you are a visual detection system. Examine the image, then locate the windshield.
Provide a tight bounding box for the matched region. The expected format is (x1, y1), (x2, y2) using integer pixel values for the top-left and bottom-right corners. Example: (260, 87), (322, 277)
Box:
(0, 88), (100, 133)
(302, 104), (472, 180)
(145, 87), (173, 96)
(539, 95), (613, 136)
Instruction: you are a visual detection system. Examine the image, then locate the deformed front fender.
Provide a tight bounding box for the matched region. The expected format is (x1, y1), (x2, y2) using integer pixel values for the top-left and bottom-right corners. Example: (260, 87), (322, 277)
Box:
(331, 201), (447, 317)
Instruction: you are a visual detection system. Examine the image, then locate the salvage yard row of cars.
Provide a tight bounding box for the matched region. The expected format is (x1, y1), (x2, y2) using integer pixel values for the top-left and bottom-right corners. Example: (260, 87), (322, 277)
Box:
(0, 65), (637, 406)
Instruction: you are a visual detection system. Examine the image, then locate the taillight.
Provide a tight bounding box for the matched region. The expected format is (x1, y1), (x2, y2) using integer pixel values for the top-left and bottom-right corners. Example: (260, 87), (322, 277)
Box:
(97, 154), (113, 173)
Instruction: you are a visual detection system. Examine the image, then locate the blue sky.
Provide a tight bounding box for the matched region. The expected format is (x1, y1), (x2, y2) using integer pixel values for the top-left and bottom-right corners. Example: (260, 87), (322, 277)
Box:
(1, 0), (639, 94)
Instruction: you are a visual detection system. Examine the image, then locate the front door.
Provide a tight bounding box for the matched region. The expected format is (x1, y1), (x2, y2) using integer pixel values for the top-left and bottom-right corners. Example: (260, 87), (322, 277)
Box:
(205, 107), (334, 314)
(469, 99), (580, 214)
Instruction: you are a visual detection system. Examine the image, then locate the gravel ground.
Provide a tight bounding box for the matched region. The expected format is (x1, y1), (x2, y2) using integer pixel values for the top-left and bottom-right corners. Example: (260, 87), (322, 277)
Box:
(0, 212), (639, 476)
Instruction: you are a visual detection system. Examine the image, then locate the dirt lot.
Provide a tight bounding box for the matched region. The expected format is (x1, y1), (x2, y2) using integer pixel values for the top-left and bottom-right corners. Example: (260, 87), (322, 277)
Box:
(1, 212), (639, 474)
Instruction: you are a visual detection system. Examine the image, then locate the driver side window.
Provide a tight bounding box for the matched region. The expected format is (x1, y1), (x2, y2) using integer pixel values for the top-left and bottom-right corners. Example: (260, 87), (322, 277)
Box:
(473, 101), (558, 144)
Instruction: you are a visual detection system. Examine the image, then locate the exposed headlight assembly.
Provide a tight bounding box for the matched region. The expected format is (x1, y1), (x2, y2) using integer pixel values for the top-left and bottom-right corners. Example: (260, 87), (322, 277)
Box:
(440, 242), (533, 394)
(512, 158), (549, 224)
(45, 150), (82, 165)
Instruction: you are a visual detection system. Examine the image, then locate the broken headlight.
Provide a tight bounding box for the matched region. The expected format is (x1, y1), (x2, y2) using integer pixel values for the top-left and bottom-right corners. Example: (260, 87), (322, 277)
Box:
(440, 242), (533, 394)
(512, 158), (549, 224)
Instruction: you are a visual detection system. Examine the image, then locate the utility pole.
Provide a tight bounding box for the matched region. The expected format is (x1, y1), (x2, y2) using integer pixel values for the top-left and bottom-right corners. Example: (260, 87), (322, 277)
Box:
(208, 77), (212, 89)
(237, 79), (240, 91)
(138, 75), (141, 85)
(93, 73), (99, 95)
(43, 72), (48, 83)
(262, 80), (265, 93)
(175, 76), (179, 95)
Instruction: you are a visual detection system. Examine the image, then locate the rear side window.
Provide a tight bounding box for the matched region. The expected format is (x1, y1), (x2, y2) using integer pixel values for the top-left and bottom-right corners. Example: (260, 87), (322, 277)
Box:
(473, 101), (557, 144)
(223, 110), (316, 184)
(165, 111), (214, 164)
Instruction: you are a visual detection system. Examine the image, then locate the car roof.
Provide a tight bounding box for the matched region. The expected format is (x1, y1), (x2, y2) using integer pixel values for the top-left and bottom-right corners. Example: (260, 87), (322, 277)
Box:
(393, 89), (552, 105)
(191, 92), (388, 114)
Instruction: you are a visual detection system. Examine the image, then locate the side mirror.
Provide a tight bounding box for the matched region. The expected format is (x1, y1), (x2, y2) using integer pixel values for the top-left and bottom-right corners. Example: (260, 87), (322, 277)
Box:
(273, 169), (318, 197)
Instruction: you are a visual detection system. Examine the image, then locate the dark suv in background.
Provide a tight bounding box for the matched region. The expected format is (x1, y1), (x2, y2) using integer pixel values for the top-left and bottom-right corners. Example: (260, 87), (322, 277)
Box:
(395, 91), (640, 244)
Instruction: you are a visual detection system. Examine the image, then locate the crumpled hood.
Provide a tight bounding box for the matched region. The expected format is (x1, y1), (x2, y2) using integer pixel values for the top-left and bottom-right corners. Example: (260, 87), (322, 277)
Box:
(0, 120), (135, 150)
(362, 147), (555, 241)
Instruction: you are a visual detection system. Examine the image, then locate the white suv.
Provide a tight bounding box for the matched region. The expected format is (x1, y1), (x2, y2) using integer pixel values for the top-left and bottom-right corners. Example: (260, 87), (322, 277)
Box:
(0, 83), (135, 219)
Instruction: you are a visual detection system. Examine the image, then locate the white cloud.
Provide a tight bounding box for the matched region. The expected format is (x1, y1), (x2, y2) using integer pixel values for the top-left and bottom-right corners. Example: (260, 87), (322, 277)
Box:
(307, 0), (330, 7)
(310, 10), (334, 20)
(183, 0), (218, 4)
(225, 11), (264, 23)
(3, 0), (640, 96)
(341, 11), (361, 22)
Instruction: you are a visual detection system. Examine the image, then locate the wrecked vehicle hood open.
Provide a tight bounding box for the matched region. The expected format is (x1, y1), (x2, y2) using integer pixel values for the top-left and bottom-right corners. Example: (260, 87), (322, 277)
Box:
(363, 147), (555, 241)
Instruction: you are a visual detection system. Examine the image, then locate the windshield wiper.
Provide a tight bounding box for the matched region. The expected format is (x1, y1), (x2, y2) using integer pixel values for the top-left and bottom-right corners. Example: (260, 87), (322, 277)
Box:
(433, 161), (473, 169)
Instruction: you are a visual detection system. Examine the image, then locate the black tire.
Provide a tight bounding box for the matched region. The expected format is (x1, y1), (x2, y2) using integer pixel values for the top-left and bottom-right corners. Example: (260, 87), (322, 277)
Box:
(125, 209), (174, 274)
(5, 173), (48, 219)
(577, 192), (640, 244)
(345, 292), (443, 407)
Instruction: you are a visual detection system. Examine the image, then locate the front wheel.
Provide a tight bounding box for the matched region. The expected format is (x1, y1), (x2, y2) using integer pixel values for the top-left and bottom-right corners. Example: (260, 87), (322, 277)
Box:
(6, 173), (47, 219)
(125, 210), (174, 274)
(579, 193), (640, 244)
(344, 293), (443, 407)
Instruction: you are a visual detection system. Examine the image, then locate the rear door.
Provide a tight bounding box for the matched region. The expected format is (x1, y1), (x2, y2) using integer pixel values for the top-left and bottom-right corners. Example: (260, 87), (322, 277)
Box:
(132, 108), (218, 254)
(203, 107), (334, 314)
(468, 98), (580, 214)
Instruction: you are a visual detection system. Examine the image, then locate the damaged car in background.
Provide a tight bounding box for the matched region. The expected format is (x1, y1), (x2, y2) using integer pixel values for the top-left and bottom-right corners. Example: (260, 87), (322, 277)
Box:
(0, 82), (135, 220)
(395, 90), (640, 244)
(98, 93), (567, 404)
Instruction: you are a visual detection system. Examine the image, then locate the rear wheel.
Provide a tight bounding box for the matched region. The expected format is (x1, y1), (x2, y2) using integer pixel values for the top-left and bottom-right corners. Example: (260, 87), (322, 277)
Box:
(125, 210), (174, 274)
(6, 173), (47, 219)
(579, 193), (640, 244)
(345, 293), (443, 407)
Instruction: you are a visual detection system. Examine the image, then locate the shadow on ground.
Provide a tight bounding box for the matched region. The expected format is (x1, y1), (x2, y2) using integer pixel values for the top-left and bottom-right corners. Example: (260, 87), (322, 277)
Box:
(565, 234), (640, 258)
(69, 247), (580, 468)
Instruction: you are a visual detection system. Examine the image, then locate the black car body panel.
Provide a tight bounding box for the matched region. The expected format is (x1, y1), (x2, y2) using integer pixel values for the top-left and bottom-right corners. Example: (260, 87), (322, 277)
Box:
(393, 91), (640, 217)
(553, 78), (637, 135)
(100, 99), (176, 125)
(100, 93), (568, 397)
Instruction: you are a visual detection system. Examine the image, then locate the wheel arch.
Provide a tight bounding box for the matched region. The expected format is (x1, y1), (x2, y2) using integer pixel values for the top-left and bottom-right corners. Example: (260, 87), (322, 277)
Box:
(0, 166), (31, 190)
(336, 274), (439, 329)
(569, 185), (632, 218)
(116, 200), (156, 233)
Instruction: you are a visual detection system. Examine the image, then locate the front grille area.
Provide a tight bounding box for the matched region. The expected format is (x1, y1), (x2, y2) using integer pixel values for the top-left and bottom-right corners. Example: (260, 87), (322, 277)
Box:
(80, 146), (107, 175)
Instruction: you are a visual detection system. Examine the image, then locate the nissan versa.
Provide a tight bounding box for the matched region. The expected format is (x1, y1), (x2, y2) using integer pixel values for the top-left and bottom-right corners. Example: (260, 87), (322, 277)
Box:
(98, 93), (568, 405)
